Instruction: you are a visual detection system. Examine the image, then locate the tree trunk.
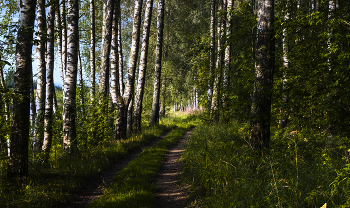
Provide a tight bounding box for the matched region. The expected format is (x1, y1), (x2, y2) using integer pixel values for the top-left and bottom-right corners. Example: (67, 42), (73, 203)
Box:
(120, 0), (143, 134)
(127, 97), (133, 135)
(279, 8), (290, 129)
(99, 0), (115, 100)
(133, 0), (154, 132)
(249, 0), (275, 150)
(42, 2), (56, 162)
(117, 6), (124, 97)
(211, 0), (225, 122)
(8, 0), (36, 177)
(150, 0), (165, 126)
(63, 0), (79, 153)
(90, 0), (96, 99)
(160, 76), (166, 117)
(35, 0), (46, 152)
(0, 55), (8, 154)
(208, 0), (215, 114)
(222, 0), (233, 115)
(61, 0), (67, 93)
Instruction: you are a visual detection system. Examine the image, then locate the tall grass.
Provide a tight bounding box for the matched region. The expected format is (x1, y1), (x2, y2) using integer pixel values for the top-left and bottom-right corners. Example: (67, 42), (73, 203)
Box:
(182, 121), (350, 207)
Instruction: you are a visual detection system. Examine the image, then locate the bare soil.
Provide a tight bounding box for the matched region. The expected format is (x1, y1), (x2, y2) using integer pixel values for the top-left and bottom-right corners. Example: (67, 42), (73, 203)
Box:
(155, 128), (193, 208)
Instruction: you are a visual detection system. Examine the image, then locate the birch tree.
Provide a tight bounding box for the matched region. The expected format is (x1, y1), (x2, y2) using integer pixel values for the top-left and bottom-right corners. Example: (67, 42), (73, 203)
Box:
(99, 0), (115, 100)
(8, 0), (36, 177)
(63, 0), (79, 153)
(150, 0), (165, 126)
(222, 0), (233, 116)
(90, 0), (96, 99)
(208, 0), (215, 114)
(249, 0), (275, 150)
(115, 0), (143, 137)
(133, 0), (154, 132)
(42, 1), (56, 160)
(211, 0), (225, 121)
(35, 0), (46, 151)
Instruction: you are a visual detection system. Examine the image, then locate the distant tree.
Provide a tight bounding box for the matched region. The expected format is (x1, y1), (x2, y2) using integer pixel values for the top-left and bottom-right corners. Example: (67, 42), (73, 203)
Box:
(249, 0), (275, 150)
(8, 0), (36, 177)
(150, 0), (165, 126)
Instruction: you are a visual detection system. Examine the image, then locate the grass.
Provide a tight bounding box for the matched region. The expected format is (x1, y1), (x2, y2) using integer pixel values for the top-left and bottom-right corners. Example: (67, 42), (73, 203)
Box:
(181, 121), (350, 207)
(0, 117), (177, 207)
(88, 112), (200, 208)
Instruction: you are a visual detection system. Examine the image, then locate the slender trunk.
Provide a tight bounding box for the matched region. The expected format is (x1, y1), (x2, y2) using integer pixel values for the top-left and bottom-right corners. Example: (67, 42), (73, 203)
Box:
(127, 97), (133, 134)
(56, 0), (62, 85)
(110, 0), (120, 105)
(222, 0), (233, 115)
(133, 0), (154, 132)
(150, 0), (165, 126)
(211, 0), (225, 122)
(99, 0), (115, 100)
(208, 0), (215, 114)
(63, 0), (79, 153)
(117, 7), (124, 96)
(61, 0), (67, 90)
(328, 0), (336, 71)
(90, 0), (96, 99)
(121, 0), (143, 133)
(35, 0), (46, 152)
(0, 55), (7, 153)
(279, 9), (290, 129)
(42, 2), (56, 161)
(159, 76), (166, 117)
(8, 0), (36, 177)
(249, 0), (275, 150)
(78, 50), (85, 114)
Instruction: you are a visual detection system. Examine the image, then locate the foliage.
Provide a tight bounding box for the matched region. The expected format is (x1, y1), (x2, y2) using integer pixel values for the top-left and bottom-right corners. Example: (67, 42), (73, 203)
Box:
(182, 121), (350, 207)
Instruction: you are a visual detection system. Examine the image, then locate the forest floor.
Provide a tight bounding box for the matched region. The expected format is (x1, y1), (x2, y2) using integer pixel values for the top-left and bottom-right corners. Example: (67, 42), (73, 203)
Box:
(60, 127), (192, 208)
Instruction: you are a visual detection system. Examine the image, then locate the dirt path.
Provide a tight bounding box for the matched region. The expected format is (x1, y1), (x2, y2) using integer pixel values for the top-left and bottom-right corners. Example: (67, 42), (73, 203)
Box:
(58, 128), (175, 208)
(155, 128), (193, 208)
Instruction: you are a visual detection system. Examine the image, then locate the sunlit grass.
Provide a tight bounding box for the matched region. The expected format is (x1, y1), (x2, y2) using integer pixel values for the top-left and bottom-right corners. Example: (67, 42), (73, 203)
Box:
(182, 121), (350, 207)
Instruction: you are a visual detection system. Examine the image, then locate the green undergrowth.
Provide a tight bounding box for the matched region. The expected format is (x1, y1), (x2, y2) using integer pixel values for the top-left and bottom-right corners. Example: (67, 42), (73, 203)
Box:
(0, 117), (181, 207)
(88, 114), (200, 208)
(182, 121), (350, 207)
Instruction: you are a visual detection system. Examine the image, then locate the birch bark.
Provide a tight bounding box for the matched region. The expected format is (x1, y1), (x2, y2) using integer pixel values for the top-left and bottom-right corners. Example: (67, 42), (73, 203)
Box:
(63, 0), (79, 153)
(43, 2), (56, 160)
(8, 0), (36, 177)
(150, 0), (165, 126)
(133, 0), (154, 132)
(35, 0), (46, 151)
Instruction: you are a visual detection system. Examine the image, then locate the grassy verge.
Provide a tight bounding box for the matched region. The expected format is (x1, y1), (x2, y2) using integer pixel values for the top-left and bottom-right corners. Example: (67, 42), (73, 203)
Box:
(182, 121), (350, 207)
(0, 118), (176, 207)
(88, 113), (200, 208)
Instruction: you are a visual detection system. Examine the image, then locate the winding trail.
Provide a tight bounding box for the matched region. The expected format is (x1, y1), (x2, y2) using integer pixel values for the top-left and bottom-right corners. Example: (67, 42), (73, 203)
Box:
(58, 128), (175, 208)
(155, 128), (193, 208)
